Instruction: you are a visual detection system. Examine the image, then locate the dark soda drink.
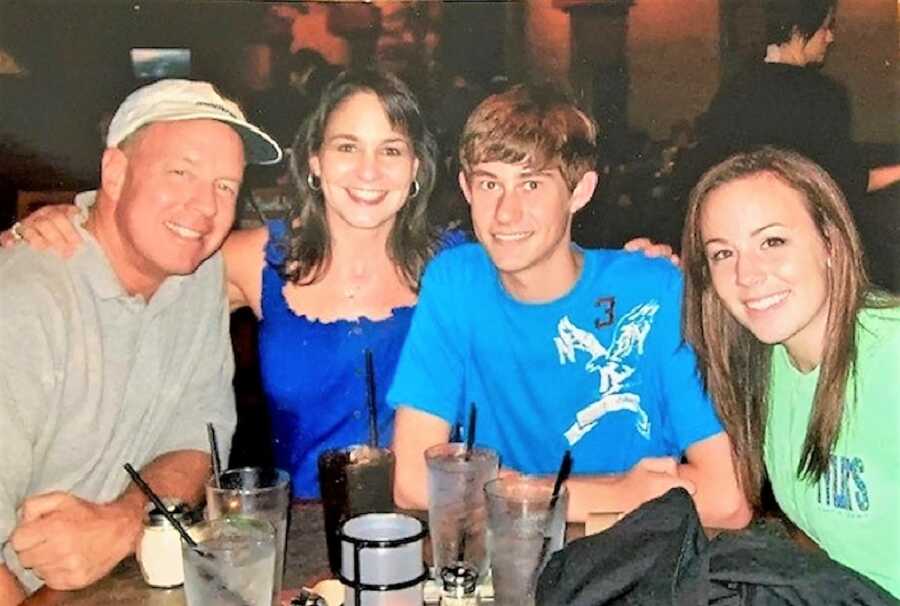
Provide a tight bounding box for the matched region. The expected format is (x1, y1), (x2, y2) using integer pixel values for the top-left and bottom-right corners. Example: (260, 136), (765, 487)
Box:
(317, 445), (395, 574)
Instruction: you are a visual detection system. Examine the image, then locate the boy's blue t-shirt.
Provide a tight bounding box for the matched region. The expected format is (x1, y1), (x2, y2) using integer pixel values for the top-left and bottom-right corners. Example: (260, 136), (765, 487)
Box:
(387, 244), (722, 475)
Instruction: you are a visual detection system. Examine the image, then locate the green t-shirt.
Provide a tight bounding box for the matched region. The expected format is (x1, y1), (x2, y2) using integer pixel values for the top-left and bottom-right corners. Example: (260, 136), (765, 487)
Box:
(764, 306), (900, 598)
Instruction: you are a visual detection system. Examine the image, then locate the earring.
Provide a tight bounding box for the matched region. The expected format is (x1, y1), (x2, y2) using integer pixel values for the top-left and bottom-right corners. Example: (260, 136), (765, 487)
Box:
(409, 180), (420, 199)
(307, 173), (321, 192)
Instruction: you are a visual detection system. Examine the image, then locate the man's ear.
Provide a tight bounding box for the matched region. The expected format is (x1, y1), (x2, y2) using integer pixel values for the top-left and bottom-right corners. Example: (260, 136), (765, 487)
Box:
(100, 148), (128, 203)
(569, 170), (599, 214)
(458, 171), (474, 207)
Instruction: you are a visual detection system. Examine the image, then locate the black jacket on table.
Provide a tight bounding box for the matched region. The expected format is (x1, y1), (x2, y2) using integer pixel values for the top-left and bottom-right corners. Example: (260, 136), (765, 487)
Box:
(536, 488), (897, 605)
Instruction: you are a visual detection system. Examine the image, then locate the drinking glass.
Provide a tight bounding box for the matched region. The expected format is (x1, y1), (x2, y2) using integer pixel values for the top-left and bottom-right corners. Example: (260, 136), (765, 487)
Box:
(425, 443), (499, 581)
(182, 517), (276, 606)
(484, 476), (568, 606)
(206, 467), (290, 605)
(318, 445), (396, 575)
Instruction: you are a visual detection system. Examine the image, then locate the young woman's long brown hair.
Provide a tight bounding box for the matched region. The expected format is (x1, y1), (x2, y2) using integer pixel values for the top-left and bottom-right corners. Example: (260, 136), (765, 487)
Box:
(680, 147), (892, 507)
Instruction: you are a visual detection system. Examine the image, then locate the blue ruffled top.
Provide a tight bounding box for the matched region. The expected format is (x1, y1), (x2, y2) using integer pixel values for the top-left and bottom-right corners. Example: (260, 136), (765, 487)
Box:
(258, 220), (463, 497)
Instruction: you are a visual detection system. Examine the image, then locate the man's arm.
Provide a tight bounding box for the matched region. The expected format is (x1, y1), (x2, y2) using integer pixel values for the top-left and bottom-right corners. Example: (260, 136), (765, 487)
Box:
(392, 407), (452, 510)
(110, 448), (212, 529)
(0, 565), (26, 606)
(676, 432), (751, 529)
(9, 450), (209, 591)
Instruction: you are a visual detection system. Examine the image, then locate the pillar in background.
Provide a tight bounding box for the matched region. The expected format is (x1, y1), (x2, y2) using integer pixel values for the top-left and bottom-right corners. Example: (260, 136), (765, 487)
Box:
(557, 0), (634, 160)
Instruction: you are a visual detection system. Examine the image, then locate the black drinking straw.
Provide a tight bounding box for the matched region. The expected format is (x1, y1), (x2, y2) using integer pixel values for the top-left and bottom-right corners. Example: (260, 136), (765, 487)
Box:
(365, 349), (378, 448)
(123, 463), (201, 551)
(549, 450), (573, 513)
(207, 423), (222, 489)
(463, 402), (477, 461)
(532, 450), (573, 586)
(456, 402), (478, 563)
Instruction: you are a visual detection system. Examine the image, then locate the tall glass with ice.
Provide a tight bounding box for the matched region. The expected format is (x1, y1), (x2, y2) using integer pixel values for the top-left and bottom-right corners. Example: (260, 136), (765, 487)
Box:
(206, 467), (290, 605)
(182, 517), (276, 606)
(425, 443), (499, 580)
(484, 476), (568, 606)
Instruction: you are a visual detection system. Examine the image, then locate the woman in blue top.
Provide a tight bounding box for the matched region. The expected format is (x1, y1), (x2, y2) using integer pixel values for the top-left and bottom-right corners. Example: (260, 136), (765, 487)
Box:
(223, 68), (452, 497)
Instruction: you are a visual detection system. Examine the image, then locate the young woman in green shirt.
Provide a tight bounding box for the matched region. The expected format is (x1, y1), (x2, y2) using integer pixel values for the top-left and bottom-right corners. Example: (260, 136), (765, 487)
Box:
(680, 146), (899, 597)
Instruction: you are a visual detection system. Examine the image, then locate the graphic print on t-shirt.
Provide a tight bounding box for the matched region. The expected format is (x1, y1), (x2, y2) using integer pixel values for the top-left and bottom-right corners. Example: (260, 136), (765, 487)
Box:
(555, 301), (660, 445)
(817, 454), (870, 514)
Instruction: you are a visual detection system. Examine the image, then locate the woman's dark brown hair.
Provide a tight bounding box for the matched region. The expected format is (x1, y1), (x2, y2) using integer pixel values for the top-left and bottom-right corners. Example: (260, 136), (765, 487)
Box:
(279, 67), (439, 290)
(681, 146), (880, 508)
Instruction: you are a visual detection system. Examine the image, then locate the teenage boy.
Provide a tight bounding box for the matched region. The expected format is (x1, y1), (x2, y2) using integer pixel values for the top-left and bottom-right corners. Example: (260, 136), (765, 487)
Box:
(388, 84), (751, 528)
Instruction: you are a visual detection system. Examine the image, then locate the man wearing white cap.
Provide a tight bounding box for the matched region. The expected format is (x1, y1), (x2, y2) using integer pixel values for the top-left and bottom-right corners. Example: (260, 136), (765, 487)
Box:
(0, 79), (281, 602)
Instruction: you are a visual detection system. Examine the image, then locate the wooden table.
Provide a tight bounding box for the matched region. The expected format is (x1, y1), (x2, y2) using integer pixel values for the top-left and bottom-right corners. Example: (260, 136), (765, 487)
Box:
(19, 502), (817, 605)
(21, 501), (332, 606)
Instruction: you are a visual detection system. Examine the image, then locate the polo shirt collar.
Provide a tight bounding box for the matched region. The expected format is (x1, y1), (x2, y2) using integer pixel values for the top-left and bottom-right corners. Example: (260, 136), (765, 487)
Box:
(69, 191), (188, 312)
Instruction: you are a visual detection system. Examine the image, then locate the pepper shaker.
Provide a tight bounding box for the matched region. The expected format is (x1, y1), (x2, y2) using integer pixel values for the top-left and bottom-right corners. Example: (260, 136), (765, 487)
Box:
(439, 564), (480, 605)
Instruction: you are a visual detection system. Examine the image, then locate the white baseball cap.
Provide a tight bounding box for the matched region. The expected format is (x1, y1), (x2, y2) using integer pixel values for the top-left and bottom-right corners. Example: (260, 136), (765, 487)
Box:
(106, 79), (282, 165)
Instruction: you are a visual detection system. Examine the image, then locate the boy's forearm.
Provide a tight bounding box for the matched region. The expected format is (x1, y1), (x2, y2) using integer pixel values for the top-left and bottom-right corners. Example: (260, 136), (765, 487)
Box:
(677, 461), (752, 529)
(391, 406), (453, 511)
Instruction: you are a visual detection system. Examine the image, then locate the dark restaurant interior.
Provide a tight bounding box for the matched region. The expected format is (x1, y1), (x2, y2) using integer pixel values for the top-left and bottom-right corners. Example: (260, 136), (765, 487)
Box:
(1, 0), (897, 467)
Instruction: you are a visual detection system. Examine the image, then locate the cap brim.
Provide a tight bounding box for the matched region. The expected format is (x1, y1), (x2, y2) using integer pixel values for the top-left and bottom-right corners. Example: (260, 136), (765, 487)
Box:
(217, 118), (283, 166)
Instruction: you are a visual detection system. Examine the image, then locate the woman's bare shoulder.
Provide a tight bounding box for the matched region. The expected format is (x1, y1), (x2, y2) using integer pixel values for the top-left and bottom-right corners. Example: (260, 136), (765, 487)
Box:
(222, 226), (270, 313)
(225, 225), (270, 253)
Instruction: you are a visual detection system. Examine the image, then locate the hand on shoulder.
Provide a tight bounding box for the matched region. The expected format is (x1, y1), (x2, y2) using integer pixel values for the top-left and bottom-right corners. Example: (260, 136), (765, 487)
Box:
(0, 205), (81, 257)
(623, 237), (680, 267)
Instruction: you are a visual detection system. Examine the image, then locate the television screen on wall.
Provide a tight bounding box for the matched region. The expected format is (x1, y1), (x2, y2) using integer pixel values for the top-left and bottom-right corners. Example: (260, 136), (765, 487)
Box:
(130, 48), (191, 79)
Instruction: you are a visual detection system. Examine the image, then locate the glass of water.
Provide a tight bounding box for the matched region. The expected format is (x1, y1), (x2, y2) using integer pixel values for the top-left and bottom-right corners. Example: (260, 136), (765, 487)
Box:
(182, 517), (276, 606)
(206, 467), (290, 605)
(484, 476), (568, 606)
(425, 443), (499, 581)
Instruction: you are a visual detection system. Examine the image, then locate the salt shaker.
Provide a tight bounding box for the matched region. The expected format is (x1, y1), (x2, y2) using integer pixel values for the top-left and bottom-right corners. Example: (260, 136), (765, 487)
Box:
(439, 564), (480, 606)
(137, 499), (194, 588)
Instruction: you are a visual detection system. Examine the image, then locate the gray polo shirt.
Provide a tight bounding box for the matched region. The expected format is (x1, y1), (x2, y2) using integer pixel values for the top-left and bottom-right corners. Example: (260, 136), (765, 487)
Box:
(0, 193), (236, 593)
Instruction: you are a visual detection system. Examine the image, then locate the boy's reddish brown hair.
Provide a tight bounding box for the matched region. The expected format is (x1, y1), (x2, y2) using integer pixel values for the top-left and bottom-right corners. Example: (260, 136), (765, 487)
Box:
(459, 83), (599, 190)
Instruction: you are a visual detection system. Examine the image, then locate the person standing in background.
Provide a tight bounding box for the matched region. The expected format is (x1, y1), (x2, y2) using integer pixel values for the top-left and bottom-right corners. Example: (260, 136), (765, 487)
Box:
(675, 0), (900, 214)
